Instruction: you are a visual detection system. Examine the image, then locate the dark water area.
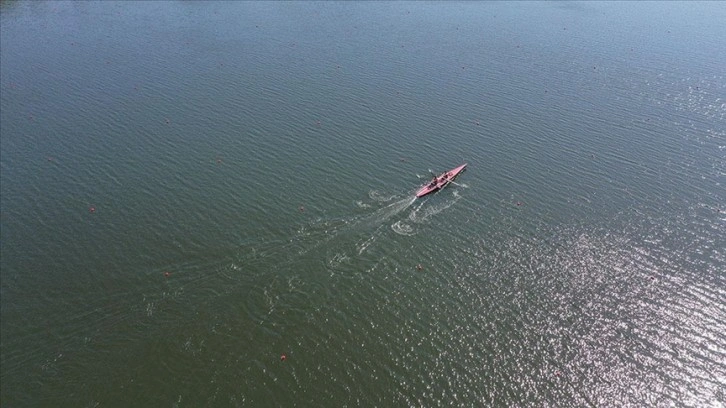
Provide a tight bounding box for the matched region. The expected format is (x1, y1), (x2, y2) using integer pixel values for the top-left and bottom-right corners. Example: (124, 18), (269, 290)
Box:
(2, 1), (725, 406)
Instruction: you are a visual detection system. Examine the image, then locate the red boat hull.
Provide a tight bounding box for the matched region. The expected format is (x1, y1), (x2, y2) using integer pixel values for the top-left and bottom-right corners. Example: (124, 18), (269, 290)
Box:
(415, 163), (467, 198)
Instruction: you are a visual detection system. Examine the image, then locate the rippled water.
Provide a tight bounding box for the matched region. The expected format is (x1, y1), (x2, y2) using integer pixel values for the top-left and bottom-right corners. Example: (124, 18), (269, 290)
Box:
(1, 2), (725, 406)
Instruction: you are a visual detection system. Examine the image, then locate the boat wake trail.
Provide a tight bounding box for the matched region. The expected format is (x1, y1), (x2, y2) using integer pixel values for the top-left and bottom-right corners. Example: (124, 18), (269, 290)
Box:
(408, 191), (462, 223)
(391, 220), (415, 236)
(368, 189), (399, 203)
(268, 183), (465, 277)
(390, 191), (463, 235)
(361, 196), (417, 227)
(288, 195), (416, 261)
(352, 196), (417, 254)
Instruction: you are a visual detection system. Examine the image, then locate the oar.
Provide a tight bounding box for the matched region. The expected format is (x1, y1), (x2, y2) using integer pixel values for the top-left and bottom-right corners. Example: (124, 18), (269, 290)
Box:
(437, 173), (468, 189)
(446, 178), (466, 188)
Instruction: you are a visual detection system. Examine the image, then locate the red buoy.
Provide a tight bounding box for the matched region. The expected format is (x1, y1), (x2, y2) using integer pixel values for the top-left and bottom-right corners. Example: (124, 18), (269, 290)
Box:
(280, 354), (287, 361)
(89, 206), (96, 213)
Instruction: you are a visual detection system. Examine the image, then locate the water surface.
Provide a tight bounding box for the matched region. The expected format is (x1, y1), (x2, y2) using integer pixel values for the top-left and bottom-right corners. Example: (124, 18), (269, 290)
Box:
(1, 2), (725, 406)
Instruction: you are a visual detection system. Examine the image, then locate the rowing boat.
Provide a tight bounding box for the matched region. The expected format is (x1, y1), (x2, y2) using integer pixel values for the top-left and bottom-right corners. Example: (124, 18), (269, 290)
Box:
(415, 163), (467, 198)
